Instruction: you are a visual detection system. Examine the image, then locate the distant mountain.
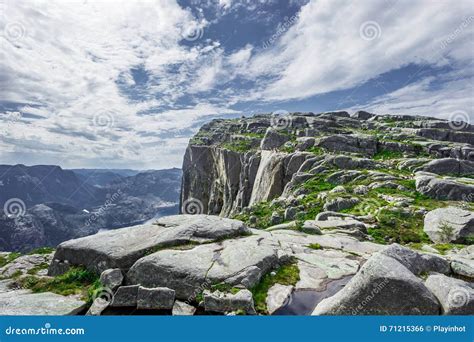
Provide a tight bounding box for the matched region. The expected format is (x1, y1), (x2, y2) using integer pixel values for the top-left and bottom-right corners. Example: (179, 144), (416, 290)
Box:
(0, 164), (99, 208)
(70, 168), (140, 187)
(0, 166), (182, 252)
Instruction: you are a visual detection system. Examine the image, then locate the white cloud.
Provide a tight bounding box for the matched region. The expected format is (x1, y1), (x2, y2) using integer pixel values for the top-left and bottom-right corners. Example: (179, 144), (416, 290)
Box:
(249, 0), (474, 101)
(1, 0), (473, 169)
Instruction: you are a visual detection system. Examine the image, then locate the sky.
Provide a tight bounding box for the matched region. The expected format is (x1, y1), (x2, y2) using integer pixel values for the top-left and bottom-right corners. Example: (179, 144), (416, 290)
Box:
(1, 0), (473, 170)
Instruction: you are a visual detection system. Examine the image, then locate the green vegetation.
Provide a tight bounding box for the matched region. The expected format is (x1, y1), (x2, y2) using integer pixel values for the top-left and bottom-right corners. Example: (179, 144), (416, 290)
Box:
(221, 139), (254, 153)
(308, 243), (322, 250)
(373, 149), (404, 160)
(437, 221), (455, 243)
(307, 146), (324, 155)
(17, 267), (99, 303)
(28, 247), (55, 255)
(26, 262), (49, 275)
(251, 263), (300, 314)
(368, 209), (430, 244)
(0, 252), (21, 268)
(210, 283), (241, 294)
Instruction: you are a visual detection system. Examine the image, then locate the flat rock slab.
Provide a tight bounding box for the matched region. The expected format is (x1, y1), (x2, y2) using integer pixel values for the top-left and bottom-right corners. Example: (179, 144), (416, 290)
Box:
(49, 215), (250, 275)
(0, 291), (86, 315)
(266, 284), (293, 314)
(127, 235), (280, 300)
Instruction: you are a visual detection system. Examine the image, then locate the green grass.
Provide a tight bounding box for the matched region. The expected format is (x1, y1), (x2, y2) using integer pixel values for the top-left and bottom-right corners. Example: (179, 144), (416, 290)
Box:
(26, 262), (49, 275)
(17, 266), (99, 303)
(251, 263), (300, 314)
(28, 247), (55, 255)
(308, 243), (322, 250)
(373, 149), (404, 160)
(0, 252), (21, 268)
(221, 140), (254, 152)
(368, 208), (430, 244)
(210, 283), (241, 294)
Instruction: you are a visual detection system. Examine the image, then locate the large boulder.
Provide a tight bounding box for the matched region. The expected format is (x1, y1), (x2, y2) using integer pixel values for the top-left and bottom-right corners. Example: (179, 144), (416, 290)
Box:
(99, 269), (123, 291)
(48, 215), (250, 275)
(425, 274), (474, 315)
(421, 158), (474, 176)
(316, 134), (377, 156)
(323, 197), (360, 212)
(424, 207), (474, 243)
(312, 253), (440, 315)
(260, 128), (291, 150)
(126, 235), (280, 300)
(415, 172), (474, 201)
(450, 257), (474, 278)
(380, 244), (450, 275)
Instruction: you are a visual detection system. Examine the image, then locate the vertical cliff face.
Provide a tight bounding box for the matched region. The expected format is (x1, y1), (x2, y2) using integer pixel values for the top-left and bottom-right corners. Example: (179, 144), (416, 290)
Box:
(181, 112), (474, 218)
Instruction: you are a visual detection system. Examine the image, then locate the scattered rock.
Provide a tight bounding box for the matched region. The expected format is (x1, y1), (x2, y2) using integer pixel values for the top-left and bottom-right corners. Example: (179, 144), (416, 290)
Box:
(110, 285), (139, 307)
(203, 289), (256, 315)
(86, 297), (109, 316)
(284, 207), (297, 221)
(99, 269), (123, 292)
(172, 300), (196, 315)
(424, 207), (474, 243)
(261, 128), (291, 150)
(266, 284), (293, 314)
(415, 172), (474, 201)
(137, 286), (175, 310)
(323, 197), (360, 212)
(450, 257), (474, 278)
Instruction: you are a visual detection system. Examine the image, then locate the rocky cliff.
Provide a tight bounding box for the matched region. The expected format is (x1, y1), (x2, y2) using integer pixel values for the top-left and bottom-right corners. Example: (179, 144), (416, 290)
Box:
(181, 111), (474, 220)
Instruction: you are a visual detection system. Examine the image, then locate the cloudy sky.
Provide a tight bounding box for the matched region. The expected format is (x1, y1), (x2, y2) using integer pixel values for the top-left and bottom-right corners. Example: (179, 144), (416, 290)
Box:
(1, 0), (473, 169)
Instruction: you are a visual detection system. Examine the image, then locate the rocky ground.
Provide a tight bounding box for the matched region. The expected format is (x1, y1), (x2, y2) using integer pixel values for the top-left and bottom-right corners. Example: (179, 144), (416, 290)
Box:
(0, 111), (473, 315)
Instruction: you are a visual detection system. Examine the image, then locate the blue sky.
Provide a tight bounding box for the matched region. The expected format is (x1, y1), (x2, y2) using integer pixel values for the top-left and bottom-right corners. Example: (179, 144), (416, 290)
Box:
(1, 0), (473, 169)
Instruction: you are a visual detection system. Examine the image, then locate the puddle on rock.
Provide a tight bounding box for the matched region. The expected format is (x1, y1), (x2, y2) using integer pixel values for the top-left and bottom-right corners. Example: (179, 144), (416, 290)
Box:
(273, 276), (352, 315)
